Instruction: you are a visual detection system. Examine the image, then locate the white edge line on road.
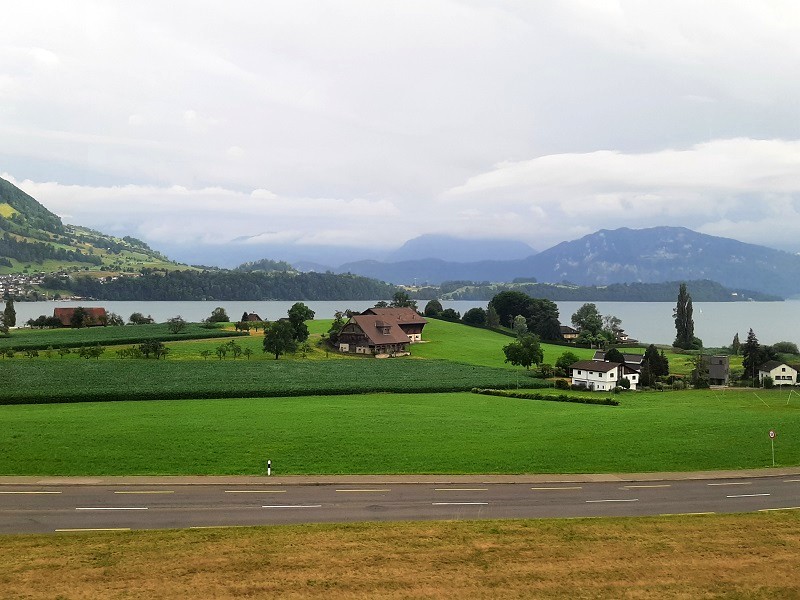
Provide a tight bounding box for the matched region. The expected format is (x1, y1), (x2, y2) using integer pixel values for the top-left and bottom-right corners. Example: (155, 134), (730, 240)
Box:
(56, 528), (131, 532)
(434, 488), (488, 492)
(114, 491), (174, 495)
(531, 486), (583, 490)
(224, 490), (286, 493)
(76, 507), (149, 511)
(262, 505), (322, 508)
(727, 493), (771, 498)
(335, 489), (391, 493)
(0, 491), (62, 494)
(784, 479), (800, 483)
(623, 484), (672, 489)
(708, 482), (751, 486)
(586, 499), (639, 503)
(190, 525), (252, 529)
(659, 512), (715, 516)
(432, 502), (489, 506)
(759, 506), (800, 512)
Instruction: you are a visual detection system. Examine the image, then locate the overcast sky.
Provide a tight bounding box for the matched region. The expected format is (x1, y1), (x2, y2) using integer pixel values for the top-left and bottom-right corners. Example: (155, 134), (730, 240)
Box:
(3, 0), (800, 261)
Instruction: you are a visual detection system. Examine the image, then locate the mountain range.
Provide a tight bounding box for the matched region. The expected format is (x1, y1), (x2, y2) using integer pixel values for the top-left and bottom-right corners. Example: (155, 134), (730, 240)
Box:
(3, 174), (800, 299)
(334, 227), (800, 298)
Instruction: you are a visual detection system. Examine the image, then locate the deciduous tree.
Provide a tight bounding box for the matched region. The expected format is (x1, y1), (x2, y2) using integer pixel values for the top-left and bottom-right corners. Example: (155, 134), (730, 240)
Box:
(502, 334), (543, 370)
(263, 320), (297, 360)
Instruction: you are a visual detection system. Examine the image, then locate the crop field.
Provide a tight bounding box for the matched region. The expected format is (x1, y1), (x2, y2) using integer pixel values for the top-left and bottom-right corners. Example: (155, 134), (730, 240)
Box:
(0, 322), (246, 351)
(2, 513), (798, 599)
(1, 387), (798, 475)
(0, 359), (531, 405)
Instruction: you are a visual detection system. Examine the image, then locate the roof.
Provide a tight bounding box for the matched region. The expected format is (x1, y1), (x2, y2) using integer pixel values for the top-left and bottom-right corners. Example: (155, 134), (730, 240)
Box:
(347, 315), (412, 346)
(361, 307), (427, 326)
(760, 360), (795, 372)
(570, 360), (621, 373)
(244, 313), (263, 321)
(53, 307), (107, 326)
(560, 325), (578, 334)
(593, 351), (644, 364)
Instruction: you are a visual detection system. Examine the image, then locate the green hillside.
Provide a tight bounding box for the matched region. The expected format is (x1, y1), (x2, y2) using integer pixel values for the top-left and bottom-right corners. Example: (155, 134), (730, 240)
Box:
(0, 176), (179, 278)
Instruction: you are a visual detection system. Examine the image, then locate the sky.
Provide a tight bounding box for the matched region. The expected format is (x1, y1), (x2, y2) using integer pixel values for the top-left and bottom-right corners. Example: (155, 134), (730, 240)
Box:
(3, 0), (800, 264)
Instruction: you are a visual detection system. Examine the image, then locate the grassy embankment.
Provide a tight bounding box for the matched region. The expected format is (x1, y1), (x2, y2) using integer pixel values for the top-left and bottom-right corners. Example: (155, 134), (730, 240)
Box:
(2, 514), (799, 599)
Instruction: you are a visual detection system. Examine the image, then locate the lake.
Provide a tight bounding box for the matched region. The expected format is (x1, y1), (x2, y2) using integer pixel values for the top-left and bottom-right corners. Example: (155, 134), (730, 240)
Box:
(12, 299), (800, 348)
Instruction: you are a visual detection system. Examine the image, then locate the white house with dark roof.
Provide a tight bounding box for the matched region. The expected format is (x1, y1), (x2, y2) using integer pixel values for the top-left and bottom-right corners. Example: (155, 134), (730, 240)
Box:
(759, 361), (798, 386)
(569, 360), (639, 391)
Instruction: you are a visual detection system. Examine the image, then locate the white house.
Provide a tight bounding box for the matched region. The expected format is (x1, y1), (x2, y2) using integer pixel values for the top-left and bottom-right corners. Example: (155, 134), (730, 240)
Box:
(569, 360), (639, 391)
(759, 361), (798, 386)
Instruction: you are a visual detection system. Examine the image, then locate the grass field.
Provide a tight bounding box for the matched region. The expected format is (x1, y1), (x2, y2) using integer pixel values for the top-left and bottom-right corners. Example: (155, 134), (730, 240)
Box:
(410, 319), (596, 367)
(0, 322), (245, 351)
(2, 513), (798, 599)
(0, 359), (531, 405)
(2, 387), (798, 475)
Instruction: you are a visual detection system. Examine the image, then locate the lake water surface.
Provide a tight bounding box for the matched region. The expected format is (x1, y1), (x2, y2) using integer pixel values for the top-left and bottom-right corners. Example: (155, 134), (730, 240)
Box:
(14, 299), (800, 348)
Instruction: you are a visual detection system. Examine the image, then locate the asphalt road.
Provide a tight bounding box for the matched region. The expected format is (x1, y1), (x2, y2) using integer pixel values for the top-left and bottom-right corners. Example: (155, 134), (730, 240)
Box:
(2, 473), (800, 534)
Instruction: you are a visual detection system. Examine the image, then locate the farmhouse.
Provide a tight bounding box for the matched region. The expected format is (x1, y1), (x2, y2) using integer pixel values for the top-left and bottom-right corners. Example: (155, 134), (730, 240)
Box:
(759, 361), (798, 386)
(695, 355), (730, 386)
(593, 350), (644, 368)
(360, 307), (427, 342)
(241, 312), (263, 322)
(336, 314), (412, 356)
(53, 307), (107, 328)
(560, 325), (579, 342)
(569, 360), (639, 391)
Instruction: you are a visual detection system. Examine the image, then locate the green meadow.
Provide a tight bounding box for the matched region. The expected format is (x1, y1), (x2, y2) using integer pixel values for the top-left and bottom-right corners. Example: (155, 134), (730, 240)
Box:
(1, 388), (798, 475)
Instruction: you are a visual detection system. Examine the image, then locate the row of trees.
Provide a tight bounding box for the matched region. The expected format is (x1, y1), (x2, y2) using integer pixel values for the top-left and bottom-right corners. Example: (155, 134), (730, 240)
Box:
(262, 302), (316, 359)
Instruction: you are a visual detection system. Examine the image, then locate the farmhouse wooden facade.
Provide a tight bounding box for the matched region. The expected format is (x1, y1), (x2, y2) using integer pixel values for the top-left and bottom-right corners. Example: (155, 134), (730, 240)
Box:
(336, 306), (428, 356)
(53, 307), (107, 328)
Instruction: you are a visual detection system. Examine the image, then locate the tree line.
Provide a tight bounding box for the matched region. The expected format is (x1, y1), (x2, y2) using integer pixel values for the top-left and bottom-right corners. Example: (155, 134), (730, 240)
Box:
(47, 269), (398, 301)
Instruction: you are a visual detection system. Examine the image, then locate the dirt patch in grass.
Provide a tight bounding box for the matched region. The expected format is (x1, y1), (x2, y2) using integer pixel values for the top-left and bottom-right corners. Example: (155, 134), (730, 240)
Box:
(2, 513), (799, 599)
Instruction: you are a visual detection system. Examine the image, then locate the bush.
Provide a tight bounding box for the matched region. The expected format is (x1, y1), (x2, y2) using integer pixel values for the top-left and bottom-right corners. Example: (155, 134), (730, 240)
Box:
(471, 388), (619, 406)
(763, 375), (774, 389)
(554, 379), (570, 390)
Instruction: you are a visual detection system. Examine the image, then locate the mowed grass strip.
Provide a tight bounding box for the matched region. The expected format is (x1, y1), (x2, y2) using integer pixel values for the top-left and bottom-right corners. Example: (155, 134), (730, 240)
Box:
(1, 388), (799, 475)
(0, 359), (532, 404)
(2, 514), (799, 599)
(0, 322), (245, 351)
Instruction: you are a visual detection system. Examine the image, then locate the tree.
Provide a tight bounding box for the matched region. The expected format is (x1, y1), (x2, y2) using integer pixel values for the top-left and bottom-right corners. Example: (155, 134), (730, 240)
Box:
(327, 310), (347, 345)
(691, 354), (710, 388)
(287, 302), (315, 343)
(227, 340), (243, 359)
(107, 312), (125, 326)
(571, 303), (603, 336)
(0, 313), (7, 336)
(167, 315), (187, 334)
(512, 315), (528, 336)
(207, 307), (230, 323)
(243, 347), (253, 360)
(139, 339), (167, 359)
(673, 283), (701, 349)
(390, 291), (417, 311)
(489, 291), (533, 328)
(742, 328), (761, 383)
(263, 320), (297, 359)
(440, 308), (460, 320)
(526, 298), (563, 341)
(555, 351), (579, 376)
(604, 347), (625, 364)
(129, 312), (154, 325)
(70, 306), (89, 328)
(3, 298), (16, 328)
(773, 341), (799, 355)
(423, 299), (443, 317)
(642, 344), (669, 384)
(486, 304), (500, 328)
(731, 332), (741, 356)
(215, 344), (228, 360)
(502, 334), (543, 370)
(462, 307), (487, 326)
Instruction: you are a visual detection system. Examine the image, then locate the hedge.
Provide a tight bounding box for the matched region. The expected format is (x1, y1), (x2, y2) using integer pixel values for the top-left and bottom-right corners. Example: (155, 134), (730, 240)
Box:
(471, 388), (619, 406)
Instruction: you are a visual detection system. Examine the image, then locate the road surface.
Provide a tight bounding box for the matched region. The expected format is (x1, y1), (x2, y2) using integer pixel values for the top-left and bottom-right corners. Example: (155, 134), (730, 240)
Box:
(2, 471), (799, 534)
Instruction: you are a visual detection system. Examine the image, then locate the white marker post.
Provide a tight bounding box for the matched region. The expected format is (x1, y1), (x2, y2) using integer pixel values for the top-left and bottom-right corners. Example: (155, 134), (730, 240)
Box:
(267, 459), (272, 476)
(769, 430), (776, 467)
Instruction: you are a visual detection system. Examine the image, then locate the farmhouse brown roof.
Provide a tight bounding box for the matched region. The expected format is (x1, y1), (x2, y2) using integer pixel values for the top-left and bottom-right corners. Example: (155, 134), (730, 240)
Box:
(361, 307), (427, 326)
(53, 307), (107, 327)
(348, 314), (412, 346)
